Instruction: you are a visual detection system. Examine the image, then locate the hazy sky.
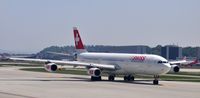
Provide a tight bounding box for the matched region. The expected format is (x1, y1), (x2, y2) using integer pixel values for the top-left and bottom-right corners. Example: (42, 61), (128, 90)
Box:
(0, 0), (200, 53)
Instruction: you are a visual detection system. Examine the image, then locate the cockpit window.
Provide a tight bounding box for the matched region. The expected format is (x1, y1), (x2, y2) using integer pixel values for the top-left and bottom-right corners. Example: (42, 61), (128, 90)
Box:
(158, 61), (168, 64)
(163, 61), (168, 63)
(158, 61), (162, 63)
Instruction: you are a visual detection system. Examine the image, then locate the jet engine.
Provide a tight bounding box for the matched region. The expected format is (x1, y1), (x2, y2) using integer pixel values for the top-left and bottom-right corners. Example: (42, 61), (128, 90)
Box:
(88, 68), (101, 77)
(169, 65), (180, 73)
(44, 62), (58, 72)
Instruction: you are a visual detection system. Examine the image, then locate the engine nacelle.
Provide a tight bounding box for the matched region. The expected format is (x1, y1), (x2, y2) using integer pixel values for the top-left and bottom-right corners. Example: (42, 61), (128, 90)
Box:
(88, 68), (101, 77)
(44, 62), (58, 72)
(169, 65), (180, 73)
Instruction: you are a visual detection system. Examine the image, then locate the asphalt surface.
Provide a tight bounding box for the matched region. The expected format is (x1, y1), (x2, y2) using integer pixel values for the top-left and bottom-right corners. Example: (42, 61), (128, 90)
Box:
(181, 68), (200, 72)
(0, 66), (199, 98)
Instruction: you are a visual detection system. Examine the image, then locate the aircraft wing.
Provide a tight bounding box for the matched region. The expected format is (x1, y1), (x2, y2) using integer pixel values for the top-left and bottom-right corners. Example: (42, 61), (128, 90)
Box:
(169, 60), (187, 65)
(169, 59), (198, 66)
(8, 57), (116, 70)
(46, 51), (71, 56)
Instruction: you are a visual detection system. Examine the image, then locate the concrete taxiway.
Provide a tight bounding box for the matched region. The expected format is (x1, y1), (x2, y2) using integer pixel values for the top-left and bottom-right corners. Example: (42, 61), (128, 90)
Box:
(181, 68), (200, 72)
(0, 66), (199, 98)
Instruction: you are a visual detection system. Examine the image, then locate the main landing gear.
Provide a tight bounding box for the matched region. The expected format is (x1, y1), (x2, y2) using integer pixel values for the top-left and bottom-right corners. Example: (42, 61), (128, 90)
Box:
(124, 75), (135, 81)
(91, 74), (160, 85)
(108, 75), (115, 81)
(108, 75), (135, 82)
(153, 75), (159, 85)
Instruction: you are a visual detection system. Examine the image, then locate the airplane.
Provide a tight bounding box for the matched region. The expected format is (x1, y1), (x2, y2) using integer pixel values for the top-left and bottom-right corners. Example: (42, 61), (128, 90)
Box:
(2, 27), (186, 85)
(169, 57), (199, 68)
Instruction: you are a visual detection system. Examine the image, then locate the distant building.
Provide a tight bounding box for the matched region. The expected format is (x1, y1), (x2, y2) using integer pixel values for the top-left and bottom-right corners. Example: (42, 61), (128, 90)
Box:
(196, 47), (200, 59)
(87, 45), (149, 54)
(115, 45), (149, 54)
(161, 45), (182, 60)
(134, 46), (148, 54)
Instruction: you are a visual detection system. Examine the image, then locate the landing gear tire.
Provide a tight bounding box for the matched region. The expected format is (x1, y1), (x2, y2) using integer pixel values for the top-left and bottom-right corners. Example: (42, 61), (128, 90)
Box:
(124, 76), (128, 81)
(153, 80), (159, 85)
(129, 75), (135, 81)
(153, 75), (159, 85)
(98, 76), (102, 81)
(91, 76), (101, 81)
(124, 75), (134, 81)
(108, 75), (115, 81)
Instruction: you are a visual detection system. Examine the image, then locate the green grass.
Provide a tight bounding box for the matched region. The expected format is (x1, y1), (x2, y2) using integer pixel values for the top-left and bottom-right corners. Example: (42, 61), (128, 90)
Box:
(171, 72), (200, 76)
(160, 75), (200, 82)
(20, 67), (200, 82)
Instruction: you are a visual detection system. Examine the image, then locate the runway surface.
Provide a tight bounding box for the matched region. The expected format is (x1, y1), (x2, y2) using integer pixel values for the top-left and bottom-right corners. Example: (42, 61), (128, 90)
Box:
(0, 66), (199, 98)
(181, 68), (200, 72)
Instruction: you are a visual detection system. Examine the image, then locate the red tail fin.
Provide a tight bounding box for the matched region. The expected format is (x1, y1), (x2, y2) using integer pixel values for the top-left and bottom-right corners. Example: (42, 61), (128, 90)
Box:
(73, 27), (85, 49)
(192, 59), (198, 65)
(187, 59), (199, 67)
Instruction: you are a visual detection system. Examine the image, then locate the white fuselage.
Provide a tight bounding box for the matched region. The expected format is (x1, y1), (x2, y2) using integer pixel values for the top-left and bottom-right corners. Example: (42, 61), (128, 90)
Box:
(77, 52), (171, 75)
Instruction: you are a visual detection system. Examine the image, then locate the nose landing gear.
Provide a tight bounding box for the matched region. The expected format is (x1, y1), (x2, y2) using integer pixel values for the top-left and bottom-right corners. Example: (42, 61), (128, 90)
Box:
(153, 75), (159, 85)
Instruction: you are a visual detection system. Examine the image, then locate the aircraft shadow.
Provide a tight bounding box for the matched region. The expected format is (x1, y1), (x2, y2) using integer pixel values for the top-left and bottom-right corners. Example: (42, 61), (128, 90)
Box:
(0, 76), (162, 86)
(71, 77), (163, 86)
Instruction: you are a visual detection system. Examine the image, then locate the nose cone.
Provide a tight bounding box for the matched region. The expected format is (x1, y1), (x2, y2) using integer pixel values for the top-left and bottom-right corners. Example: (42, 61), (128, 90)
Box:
(161, 63), (171, 74)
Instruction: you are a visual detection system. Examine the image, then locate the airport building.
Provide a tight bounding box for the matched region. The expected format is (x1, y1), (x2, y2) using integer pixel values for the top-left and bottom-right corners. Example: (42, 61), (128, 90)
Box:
(87, 45), (149, 54)
(196, 47), (200, 59)
(119, 45), (149, 54)
(132, 46), (148, 54)
(161, 45), (182, 60)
